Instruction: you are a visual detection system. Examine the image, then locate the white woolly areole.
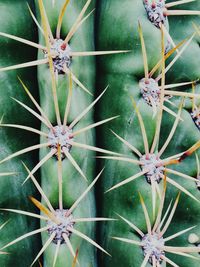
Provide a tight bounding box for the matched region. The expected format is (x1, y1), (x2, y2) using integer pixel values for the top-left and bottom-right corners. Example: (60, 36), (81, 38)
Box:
(45, 38), (72, 73)
(139, 78), (161, 106)
(47, 209), (74, 244)
(48, 125), (73, 159)
(140, 153), (164, 184)
(142, 233), (165, 263)
(143, 0), (167, 28)
(191, 107), (200, 130)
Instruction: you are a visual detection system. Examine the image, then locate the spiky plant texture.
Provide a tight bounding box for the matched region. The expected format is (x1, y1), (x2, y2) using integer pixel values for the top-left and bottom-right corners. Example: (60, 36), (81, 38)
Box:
(0, 1), (199, 267)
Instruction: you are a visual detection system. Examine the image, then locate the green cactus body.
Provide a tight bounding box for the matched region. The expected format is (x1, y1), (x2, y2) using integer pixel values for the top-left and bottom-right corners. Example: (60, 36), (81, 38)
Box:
(0, 0), (200, 267)
(96, 0), (200, 266)
(35, 1), (98, 265)
(0, 0), (42, 266)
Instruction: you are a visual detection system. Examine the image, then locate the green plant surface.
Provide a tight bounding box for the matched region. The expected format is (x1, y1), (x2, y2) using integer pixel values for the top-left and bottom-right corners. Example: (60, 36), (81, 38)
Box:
(0, 1), (199, 267)
(96, 1), (200, 266)
(0, 0), (42, 266)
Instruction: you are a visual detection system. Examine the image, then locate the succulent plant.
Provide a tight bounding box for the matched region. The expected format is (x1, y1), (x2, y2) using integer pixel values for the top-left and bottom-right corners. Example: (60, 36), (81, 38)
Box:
(0, 0), (199, 267)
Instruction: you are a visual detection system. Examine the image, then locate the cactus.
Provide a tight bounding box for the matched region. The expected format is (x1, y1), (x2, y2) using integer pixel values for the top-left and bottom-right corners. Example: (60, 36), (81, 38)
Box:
(0, 0), (199, 267)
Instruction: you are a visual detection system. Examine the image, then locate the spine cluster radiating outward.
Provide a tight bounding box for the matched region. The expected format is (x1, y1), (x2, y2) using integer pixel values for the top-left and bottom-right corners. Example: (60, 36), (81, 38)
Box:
(0, 1), (199, 267)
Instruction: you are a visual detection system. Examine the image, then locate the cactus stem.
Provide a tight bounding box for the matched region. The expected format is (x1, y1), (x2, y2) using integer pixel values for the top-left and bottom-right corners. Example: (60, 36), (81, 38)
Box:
(0, 84), (117, 187)
(104, 104), (199, 202)
(114, 187), (199, 266)
(104, 104), (197, 199)
(0, 0), (128, 102)
(1, 169), (111, 261)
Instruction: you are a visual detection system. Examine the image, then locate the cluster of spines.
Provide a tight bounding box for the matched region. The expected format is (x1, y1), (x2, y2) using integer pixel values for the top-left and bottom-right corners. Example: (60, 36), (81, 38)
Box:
(0, 0), (199, 267)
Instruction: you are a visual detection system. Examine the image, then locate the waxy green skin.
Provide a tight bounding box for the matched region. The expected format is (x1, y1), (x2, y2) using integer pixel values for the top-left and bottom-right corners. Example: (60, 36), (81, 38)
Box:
(0, 0), (200, 266)
(96, 0), (200, 266)
(0, 1), (41, 266)
(35, 1), (98, 266)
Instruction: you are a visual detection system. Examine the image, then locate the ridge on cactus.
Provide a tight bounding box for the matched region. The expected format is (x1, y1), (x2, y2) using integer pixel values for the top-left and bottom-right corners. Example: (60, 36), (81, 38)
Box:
(112, 183), (200, 266)
(0, 0), (128, 96)
(143, 0), (200, 53)
(0, 79), (119, 187)
(138, 23), (200, 117)
(0, 168), (113, 266)
(100, 98), (200, 214)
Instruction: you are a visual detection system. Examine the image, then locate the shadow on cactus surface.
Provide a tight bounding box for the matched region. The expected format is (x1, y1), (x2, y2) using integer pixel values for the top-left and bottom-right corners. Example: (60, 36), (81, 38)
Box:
(0, 0), (199, 267)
